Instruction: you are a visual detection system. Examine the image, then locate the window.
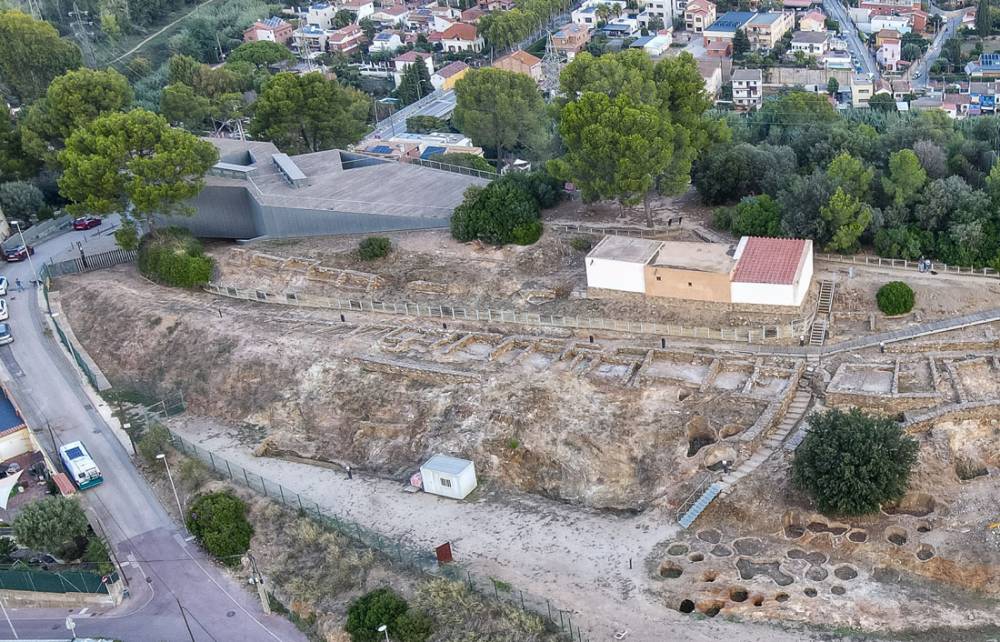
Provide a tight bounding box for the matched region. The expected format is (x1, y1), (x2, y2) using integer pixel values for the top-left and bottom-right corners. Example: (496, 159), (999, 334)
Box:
(687, 282), (693, 287)
(656, 276), (662, 281)
(440, 478), (452, 487)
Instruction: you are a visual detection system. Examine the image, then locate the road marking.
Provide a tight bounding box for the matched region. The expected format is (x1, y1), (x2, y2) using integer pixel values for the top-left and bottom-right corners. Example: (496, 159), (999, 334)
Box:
(78, 608), (89, 616)
(0, 597), (18, 638)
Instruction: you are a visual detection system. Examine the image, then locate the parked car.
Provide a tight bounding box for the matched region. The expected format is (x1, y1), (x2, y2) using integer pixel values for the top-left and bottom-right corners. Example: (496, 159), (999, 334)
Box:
(72, 217), (102, 231)
(0, 277), (7, 297)
(0, 300), (9, 322)
(0, 323), (13, 345)
(4, 245), (34, 262)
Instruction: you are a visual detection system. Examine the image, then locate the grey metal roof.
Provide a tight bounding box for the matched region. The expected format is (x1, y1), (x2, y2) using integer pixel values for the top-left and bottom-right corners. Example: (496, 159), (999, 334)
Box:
(422, 454), (473, 475)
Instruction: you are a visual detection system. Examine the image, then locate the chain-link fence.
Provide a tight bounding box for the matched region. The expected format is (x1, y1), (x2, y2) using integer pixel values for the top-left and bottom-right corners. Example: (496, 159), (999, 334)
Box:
(168, 429), (591, 642)
(0, 563), (116, 594)
(205, 283), (806, 343)
(40, 265), (102, 391)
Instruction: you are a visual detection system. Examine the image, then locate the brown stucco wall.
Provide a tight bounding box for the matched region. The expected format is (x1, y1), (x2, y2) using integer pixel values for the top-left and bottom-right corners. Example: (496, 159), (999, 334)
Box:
(644, 266), (731, 303)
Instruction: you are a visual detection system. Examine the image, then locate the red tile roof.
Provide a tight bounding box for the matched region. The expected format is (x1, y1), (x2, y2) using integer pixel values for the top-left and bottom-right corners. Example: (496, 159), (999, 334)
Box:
(732, 237), (809, 285)
(53, 473), (76, 496)
(436, 60), (468, 77)
(441, 22), (478, 41)
(394, 50), (432, 62)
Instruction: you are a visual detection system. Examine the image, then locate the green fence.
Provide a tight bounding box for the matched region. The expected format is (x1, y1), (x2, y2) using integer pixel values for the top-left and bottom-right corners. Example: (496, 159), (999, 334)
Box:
(0, 566), (115, 594)
(40, 265), (102, 390)
(168, 430), (591, 642)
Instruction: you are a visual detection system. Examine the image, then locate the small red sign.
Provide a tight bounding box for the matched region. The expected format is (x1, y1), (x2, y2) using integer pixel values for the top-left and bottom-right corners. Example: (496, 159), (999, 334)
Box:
(435, 542), (453, 564)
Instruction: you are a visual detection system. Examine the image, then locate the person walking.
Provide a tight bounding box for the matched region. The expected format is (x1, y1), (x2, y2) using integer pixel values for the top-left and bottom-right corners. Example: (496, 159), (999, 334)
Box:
(15, 278), (22, 292)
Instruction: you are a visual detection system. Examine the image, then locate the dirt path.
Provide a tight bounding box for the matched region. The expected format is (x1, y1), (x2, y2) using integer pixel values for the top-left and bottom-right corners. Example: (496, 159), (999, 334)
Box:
(169, 417), (831, 642)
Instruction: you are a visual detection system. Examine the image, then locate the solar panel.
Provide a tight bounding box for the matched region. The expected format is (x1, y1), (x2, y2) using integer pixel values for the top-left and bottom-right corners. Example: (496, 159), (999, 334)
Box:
(369, 145), (393, 154)
(66, 446), (84, 459)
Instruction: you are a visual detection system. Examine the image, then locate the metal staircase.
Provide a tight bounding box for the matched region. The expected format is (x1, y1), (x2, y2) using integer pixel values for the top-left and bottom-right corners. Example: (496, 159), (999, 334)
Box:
(678, 482), (724, 529)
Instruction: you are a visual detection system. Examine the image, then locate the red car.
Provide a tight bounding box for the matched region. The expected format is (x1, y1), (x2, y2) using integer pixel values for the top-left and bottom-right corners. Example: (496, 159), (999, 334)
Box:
(72, 217), (102, 230)
(4, 245), (33, 262)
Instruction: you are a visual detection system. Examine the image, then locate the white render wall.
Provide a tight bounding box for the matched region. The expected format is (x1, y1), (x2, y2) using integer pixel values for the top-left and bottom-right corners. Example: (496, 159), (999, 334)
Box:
(586, 257), (647, 293)
(731, 243), (813, 306)
(420, 460), (478, 499)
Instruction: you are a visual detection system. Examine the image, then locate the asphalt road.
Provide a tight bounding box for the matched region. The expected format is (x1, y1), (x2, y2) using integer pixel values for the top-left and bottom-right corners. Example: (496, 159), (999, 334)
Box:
(0, 223), (305, 641)
(367, 89), (457, 140)
(907, 15), (962, 88)
(824, 0), (878, 78)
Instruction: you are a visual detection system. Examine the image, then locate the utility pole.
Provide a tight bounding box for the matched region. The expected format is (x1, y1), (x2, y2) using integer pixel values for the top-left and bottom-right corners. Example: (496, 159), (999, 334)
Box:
(247, 551), (272, 615)
(69, 2), (97, 68)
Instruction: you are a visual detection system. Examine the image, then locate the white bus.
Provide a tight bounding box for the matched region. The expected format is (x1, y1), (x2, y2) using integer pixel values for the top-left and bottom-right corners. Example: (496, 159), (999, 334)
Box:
(59, 441), (103, 490)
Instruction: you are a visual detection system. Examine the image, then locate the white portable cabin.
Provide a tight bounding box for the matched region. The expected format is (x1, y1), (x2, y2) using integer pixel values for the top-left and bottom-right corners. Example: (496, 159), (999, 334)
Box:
(420, 454), (477, 499)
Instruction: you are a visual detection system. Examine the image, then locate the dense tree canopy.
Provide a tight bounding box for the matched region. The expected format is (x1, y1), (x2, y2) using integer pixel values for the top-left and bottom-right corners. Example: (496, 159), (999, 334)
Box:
(0, 181), (44, 222)
(20, 68), (133, 167)
(700, 93), (1000, 268)
(0, 10), (82, 104)
(793, 408), (918, 516)
(225, 40), (294, 68)
(452, 68), (547, 162)
(58, 109), (218, 222)
(13, 496), (89, 554)
(249, 72), (369, 154)
(396, 59), (434, 106)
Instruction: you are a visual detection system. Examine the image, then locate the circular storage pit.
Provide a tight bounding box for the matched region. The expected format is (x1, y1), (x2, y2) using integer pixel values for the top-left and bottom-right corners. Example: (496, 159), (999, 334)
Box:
(667, 543), (689, 556)
(710, 544), (733, 557)
(834, 565), (858, 581)
(659, 561), (683, 579)
(702, 570), (718, 582)
(696, 600), (724, 618)
(786, 549), (806, 560)
(804, 588), (817, 598)
(775, 592), (790, 603)
(688, 553), (705, 563)
(751, 595), (764, 607)
(916, 544), (935, 561)
(916, 522), (932, 534)
(831, 585), (846, 596)
(698, 529), (722, 544)
(733, 538), (764, 556)
(885, 526), (908, 547)
(848, 530), (868, 543)
(678, 599), (695, 614)
(806, 566), (828, 581)
(729, 587), (749, 603)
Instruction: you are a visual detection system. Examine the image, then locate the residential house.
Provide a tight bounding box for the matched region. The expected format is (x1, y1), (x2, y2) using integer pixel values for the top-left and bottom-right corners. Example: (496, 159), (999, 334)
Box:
(962, 7), (976, 29)
(291, 26), (329, 58)
(387, 132), (482, 160)
(697, 60), (723, 97)
(798, 9), (825, 31)
(876, 35), (900, 71)
(339, 0), (375, 21)
(630, 32), (673, 55)
(440, 23), (483, 52)
(685, 0), (716, 33)
(874, 28), (899, 47)
(243, 17), (294, 44)
(672, 0), (689, 21)
(942, 93), (972, 118)
(848, 7), (872, 24)
(790, 30), (829, 55)
(859, 0), (920, 16)
(890, 78), (912, 100)
(600, 12), (643, 37)
(822, 49), (853, 69)
(745, 12), (795, 52)
(850, 73), (874, 106)
(899, 7), (927, 32)
(571, 0), (628, 27)
(305, 2), (336, 29)
(460, 7), (484, 22)
(969, 81), (997, 114)
(432, 60), (469, 90)
(369, 30), (404, 52)
(406, 8), (434, 30)
(871, 14), (910, 34)
(783, 0), (815, 10)
(702, 11), (754, 51)
(329, 24), (365, 53)
(966, 53), (1000, 78)
(371, 5), (410, 26)
(551, 23), (591, 60)
(393, 51), (434, 86)
(493, 50), (543, 81)
(732, 68), (763, 110)
(644, 0), (673, 28)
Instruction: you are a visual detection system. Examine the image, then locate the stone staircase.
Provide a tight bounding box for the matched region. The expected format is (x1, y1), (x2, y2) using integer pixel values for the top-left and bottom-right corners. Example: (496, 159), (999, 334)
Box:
(817, 280), (835, 314)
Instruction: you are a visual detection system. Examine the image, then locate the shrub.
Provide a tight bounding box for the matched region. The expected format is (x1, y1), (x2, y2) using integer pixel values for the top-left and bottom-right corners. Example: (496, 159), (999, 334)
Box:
(358, 236), (392, 261)
(0, 537), (15, 563)
(502, 170), (563, 209)
(427, 152), (493, 173)
(876, 281), (915, 315)
(138, 227), (214, 288)
(83, 537), (115, 574)
(511, 220), (543, 245)
(792, 408), (919, 515)
(406, 115), (448, 134)
(569, 237), (592, 252)
(450, 181), (540, 246)
(394, 610), (433, 642)
(345, 588), (411, 642)
(137, 424), (172, 463)
(186, 491), (253, 565)
(178, 458), (210, 493)
(13, 496), (89, 553)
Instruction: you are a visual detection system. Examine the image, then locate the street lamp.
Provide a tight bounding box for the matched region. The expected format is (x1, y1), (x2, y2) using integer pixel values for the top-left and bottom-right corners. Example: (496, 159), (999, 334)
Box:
(156, 453), (184, 521)
(10, 221), (38, 287)
(377, 624), (389, 642)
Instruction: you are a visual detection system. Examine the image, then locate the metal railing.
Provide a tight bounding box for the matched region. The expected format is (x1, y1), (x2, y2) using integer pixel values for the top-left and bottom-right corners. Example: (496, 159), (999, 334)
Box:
(167, 429), (590, 641)
(550, 222), (685, 238)
(816, 253), (1000, 279)
(346, 149), (498, 180)
(204, 283), (807, 343)
(46, 248), (138, 278)
(40, 265), (102, 391)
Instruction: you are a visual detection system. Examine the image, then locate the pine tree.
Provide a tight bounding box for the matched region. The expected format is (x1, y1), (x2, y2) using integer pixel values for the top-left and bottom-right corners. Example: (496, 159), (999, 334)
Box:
(396, 59), (434, 106)
(976, 0), (991, 37)
(733, 28), (751, 58)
